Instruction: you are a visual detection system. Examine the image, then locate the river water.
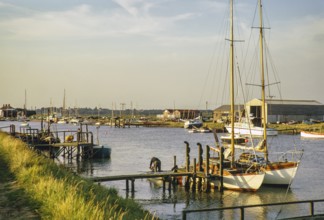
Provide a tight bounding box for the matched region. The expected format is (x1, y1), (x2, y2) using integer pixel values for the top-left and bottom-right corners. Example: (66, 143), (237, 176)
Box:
(1, 121), (324, 219)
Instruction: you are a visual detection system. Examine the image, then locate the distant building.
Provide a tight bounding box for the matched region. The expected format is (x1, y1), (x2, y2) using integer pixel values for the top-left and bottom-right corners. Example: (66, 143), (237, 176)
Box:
(213, 99), (324, 124)
(245, 98), (324, 123)
(213, 105), (244, 123)
(0, 104), (17, 118)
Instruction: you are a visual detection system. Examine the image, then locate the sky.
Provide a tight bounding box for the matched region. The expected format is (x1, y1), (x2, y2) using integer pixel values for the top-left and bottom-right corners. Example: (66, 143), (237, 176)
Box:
(0, 0), (323, 110)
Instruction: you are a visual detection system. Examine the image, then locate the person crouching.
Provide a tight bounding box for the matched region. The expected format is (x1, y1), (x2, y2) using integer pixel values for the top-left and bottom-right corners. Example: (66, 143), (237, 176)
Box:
(150, 157), (161, 172)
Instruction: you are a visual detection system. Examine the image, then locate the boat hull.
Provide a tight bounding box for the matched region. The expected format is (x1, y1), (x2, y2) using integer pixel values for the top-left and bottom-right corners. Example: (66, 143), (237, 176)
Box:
(226, 125), (278, 136)
(263, 162), (299, 185)
(300, 131), (324, 139)
(211, 171), (265, 191)
(92, 145), (111, 159)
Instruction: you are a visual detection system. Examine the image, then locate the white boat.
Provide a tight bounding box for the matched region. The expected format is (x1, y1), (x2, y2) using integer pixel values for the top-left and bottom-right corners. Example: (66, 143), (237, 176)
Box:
(184, 117), (203, 129)
(218, 170), (265, 191)
(57, 119), (67, 124)
(226, 119), (278, 136)
(69, 118), (79, 125)
(188, 126), (212, 133)
(300, 131), (324, 138)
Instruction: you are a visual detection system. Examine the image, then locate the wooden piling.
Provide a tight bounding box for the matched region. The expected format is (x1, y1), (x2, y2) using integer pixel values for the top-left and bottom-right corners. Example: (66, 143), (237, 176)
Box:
(219, 146), (224, 192)
(197, 143), (203, 172)
(184, 141), (190, 190)
(205, 145), (211, 192)
(192, 158), (196, 191)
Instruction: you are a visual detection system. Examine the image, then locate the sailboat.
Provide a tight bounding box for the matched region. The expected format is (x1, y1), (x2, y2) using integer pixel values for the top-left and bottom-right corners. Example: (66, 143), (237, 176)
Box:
(207, 0), (265, 191)
(237, 0), (303, 186)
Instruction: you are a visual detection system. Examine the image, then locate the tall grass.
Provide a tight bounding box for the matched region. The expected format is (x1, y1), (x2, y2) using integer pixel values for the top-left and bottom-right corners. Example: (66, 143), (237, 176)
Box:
(0, 132), (156, 220)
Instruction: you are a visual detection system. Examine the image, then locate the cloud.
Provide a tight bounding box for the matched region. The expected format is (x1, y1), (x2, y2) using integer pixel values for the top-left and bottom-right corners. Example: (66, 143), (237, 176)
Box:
(0, 1), (201, 42)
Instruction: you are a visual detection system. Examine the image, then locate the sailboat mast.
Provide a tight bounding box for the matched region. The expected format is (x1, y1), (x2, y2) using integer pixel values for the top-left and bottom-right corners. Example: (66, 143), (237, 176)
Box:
(230, 0), (235, 168)
(259, 0), (268, 161)
(63, 89), (66, 117)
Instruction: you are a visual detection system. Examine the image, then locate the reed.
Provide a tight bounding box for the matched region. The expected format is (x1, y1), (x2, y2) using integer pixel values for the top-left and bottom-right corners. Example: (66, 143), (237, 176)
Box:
(0, 132), (156, 220)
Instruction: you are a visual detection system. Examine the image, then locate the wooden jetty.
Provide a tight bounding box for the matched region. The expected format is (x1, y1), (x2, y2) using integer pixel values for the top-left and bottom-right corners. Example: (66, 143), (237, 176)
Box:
(89, 142), (226, 198)
(11, 124), (100, 160)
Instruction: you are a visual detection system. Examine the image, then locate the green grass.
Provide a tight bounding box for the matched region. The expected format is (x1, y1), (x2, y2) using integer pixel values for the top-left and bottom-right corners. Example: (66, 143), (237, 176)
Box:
(0, 132), (157, 220)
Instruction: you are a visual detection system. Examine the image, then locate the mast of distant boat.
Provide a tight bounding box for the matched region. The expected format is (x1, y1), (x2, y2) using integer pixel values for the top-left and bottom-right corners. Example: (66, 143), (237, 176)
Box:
(258, 0), (269, 162)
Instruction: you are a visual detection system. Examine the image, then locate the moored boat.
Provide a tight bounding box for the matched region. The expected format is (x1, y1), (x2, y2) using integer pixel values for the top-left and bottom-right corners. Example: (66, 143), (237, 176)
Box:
(300, 131), (324, 139)
(184, 117), (203, 129)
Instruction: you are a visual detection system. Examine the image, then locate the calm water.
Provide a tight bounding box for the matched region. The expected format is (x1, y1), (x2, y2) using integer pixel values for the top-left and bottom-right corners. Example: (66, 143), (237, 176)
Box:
(1, 121), (324, 219)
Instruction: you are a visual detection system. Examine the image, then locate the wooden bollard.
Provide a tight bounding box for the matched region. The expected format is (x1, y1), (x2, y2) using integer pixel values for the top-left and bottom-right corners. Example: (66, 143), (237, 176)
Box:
(131, 178), (135, 193)
(219, 146), (224, 192)
(197, 143), (203, 172)
(163, 178), (166, 192)
(126, 179), (129, 192)
(192, 158), (196, 191)
(205, 145), (211, 192)
(184, 141), (190, 190)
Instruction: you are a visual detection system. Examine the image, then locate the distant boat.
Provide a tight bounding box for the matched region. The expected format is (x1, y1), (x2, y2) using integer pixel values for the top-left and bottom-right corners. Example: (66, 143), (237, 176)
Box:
(225, 118), (278, 136)
(188, 126), (212, 133)
(69, 118), (79, 125)
(184, 116), (203, 129)
(300, 131), (324, 139)
(57, 119), (67, 124)
(220, 134), (246, 145)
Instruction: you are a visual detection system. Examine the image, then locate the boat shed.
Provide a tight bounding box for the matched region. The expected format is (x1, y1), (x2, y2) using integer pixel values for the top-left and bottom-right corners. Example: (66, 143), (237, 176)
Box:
(245, 99), (324, 123)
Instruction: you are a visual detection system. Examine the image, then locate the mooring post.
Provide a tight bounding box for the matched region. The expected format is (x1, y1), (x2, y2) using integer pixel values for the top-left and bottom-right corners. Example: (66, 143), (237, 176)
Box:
(219, 146), (224, 192)
(131, 178), (135, 193)
(163, 178), (166, 192)
(197, 143), (203, 172)
(126, 179), (129, 191)
(192, 158), (197, 191)
(184, 141), (190, 190)
(184, 141), (190, 172)
(205, 145), (211, 192)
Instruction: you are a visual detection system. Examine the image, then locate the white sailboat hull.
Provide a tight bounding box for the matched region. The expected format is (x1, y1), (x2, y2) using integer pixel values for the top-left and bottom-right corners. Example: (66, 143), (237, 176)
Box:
(300, 131), (324, 138)
(263, 162), (299, 185)
(211, 171), (265, 191)
(226, 124), (278, 136)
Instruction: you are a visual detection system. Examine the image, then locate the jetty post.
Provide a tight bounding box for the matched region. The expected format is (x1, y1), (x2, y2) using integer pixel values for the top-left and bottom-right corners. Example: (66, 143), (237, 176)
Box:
(184, 141), (190, 190)
(192, 158), (197, 191)
(197, 143), (203, 191)
(219, 146), (224, 192)
(205, 145), (211, 192)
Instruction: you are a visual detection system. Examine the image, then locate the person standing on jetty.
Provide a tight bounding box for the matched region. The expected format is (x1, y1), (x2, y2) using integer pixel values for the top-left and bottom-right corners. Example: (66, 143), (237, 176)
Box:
(150, 157), (161, 172)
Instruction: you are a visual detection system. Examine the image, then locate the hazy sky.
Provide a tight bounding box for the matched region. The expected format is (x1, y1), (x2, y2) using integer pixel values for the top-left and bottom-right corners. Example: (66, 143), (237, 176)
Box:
(0, 0), (323, 110)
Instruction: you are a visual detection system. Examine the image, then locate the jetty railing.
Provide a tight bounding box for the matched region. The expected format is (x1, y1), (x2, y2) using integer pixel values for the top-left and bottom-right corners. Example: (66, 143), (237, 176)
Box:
(182, 199), (324, 220)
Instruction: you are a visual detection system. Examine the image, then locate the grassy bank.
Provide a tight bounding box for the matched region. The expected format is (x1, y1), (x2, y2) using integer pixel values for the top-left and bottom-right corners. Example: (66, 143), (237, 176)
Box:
(0, 132), (156, 220)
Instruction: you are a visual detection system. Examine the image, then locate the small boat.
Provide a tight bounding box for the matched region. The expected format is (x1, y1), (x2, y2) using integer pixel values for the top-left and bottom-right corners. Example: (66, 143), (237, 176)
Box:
(300, 131), (324, 139)
(188, 126), (212, 133)
(57, 119), (67, 124)
(92, 145), (111, 159)
(184, 117), (203, 129)
(220, 134), (247, 145)
(225, 120), (278, 136)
